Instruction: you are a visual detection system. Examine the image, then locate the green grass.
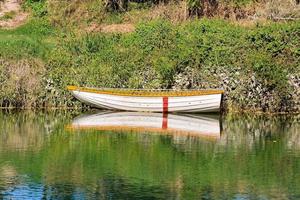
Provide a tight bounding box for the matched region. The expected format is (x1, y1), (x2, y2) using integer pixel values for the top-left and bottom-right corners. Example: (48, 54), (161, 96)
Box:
(0, 0), (299, 112)
(42, 20), (299, 110)
(0, 17), (55, 59)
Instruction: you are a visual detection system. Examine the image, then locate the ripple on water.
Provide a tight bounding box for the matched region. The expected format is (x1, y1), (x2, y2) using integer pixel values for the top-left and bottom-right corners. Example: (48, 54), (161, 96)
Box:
(0, 111), (299, 199)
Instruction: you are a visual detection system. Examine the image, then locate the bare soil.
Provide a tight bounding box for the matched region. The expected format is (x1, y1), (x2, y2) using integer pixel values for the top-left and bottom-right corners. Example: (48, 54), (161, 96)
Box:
(0, 0), (28, 28)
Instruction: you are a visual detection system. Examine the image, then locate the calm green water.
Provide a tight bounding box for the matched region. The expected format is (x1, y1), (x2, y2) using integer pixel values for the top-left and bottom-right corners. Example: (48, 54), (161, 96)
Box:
(0, 111), (299, 200)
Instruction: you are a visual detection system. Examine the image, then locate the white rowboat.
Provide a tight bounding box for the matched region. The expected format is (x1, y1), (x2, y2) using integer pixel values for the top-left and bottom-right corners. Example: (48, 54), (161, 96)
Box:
(67, 86), (224, 113)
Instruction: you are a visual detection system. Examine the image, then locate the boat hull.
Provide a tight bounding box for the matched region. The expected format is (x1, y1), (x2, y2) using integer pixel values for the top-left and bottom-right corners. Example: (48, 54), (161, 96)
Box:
(71, 90), (222, 113)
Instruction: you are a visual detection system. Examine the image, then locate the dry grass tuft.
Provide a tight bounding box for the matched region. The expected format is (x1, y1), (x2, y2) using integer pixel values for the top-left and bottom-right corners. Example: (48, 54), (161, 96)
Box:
(85, 22), (135, 33)
(259, 0), (300, 20)
(0, 59), (45, 108)
(147, 2), (188, 23)
(100, 23), (135, 33)
(48, 0), (106, 27)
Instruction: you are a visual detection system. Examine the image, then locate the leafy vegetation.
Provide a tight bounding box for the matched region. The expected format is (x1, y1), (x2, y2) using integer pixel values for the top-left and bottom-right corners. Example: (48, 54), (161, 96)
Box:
(23, 0), (48, 17)
(0, 0), (299, 112)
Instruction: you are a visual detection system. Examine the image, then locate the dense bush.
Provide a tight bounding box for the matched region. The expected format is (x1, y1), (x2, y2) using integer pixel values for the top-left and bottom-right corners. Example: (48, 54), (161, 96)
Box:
(23, 0), (48, 17)
(42, 20), (299, 111)
(0, 11), (299, 111)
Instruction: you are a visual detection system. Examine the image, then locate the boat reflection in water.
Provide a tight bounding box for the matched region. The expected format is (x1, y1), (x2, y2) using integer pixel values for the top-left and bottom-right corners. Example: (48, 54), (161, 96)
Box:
(69, 112), (221, 139)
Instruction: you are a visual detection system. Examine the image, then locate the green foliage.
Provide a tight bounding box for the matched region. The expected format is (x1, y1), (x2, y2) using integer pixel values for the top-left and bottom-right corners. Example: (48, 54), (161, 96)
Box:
(249, 53), (288, 90)
(0, 15), (299, 111)
(6, 18), (54, 36)
(0, 19), (54, 59)
(134, 21), (175, 53)
(23, 0), (48, 17)
(0, 37), (43, 58)
(0, 0), (55, 59)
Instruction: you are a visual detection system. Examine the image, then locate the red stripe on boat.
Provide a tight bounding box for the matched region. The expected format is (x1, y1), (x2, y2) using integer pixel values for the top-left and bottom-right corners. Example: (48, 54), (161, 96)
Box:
(162, 112), (168, 129)
(163, 97), (168, 113)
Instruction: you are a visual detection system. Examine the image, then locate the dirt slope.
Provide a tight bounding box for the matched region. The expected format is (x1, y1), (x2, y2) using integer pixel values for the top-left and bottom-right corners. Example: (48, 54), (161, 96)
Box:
(0, 0), (28, 28)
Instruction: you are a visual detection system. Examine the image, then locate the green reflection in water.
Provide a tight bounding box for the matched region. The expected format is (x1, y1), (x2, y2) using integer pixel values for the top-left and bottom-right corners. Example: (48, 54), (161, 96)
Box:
(0, 111), (299, 199)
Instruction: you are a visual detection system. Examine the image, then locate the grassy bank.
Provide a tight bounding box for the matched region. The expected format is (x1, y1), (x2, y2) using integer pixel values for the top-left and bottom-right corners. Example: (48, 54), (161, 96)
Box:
(0, 0), (299, 112)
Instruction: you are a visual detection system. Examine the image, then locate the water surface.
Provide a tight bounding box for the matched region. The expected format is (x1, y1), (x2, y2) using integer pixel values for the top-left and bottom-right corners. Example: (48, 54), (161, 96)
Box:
(0, 111), (299, 199)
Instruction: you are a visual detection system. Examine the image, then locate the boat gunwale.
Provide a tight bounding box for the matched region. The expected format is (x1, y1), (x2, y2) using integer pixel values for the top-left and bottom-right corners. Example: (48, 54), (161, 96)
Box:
(67, 86), (224, 97)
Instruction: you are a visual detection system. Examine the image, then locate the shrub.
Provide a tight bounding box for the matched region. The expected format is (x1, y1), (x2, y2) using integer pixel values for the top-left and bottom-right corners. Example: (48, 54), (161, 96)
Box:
(0, 16), (299, 111)
(249, 53), (289, 90)
(23, 0), (48, 17)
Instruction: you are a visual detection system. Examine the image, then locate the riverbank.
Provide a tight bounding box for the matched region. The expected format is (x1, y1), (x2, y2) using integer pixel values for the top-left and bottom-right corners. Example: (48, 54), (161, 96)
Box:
(0, 0), (299, 113)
